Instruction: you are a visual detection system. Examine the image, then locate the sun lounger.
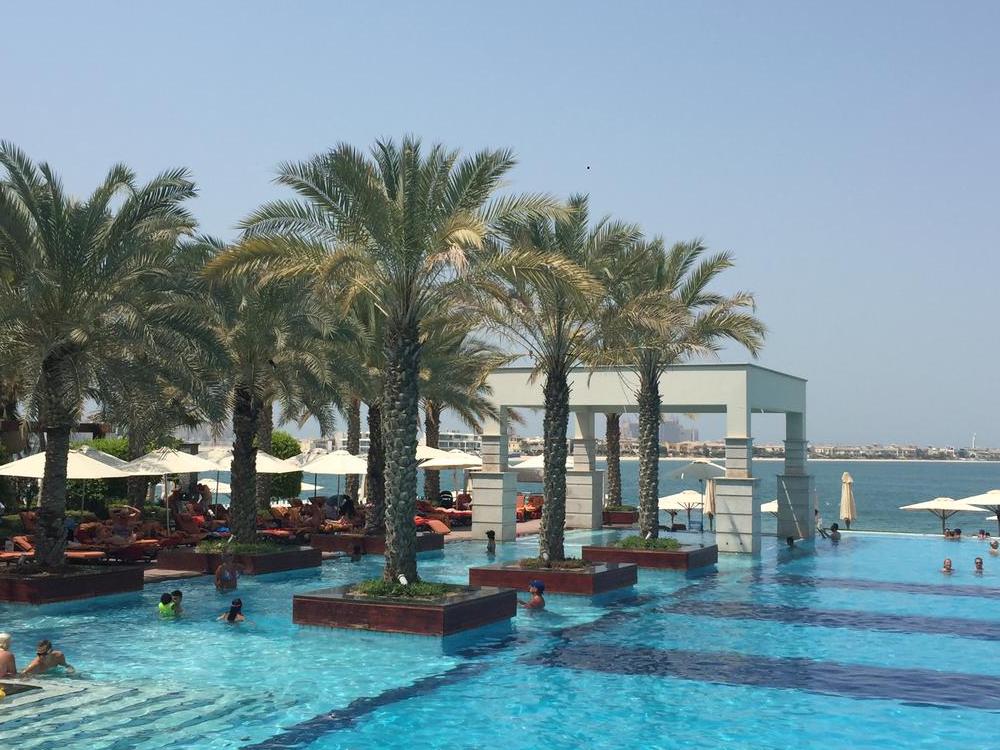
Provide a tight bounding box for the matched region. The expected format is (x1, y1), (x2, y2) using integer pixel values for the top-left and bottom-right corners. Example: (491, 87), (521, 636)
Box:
(12, 536), (106, 563)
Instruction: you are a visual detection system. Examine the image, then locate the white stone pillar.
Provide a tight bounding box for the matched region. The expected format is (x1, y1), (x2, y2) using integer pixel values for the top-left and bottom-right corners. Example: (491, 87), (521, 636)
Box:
(715, 407), (760, 554)
(566, 410), (603, 529)
(777, 411), (814, 541)
(471, 410), (517, 541)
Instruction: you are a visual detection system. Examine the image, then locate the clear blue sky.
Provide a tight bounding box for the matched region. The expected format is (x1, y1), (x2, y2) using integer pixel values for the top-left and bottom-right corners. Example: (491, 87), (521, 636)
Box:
(4, 1), (998, 446)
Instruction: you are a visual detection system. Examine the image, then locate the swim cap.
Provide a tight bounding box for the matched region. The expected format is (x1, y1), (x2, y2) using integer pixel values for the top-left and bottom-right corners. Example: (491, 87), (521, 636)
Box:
(530, 579), (545, 593)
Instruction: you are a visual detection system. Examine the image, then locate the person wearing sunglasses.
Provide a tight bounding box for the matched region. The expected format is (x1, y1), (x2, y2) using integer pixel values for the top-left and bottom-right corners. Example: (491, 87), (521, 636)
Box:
(21, 639), (75, 676)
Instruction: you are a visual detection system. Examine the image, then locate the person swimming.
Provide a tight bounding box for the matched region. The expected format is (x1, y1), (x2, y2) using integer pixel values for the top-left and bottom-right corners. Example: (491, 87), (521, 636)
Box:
(218, 598), (246, 623)
(941, 558), (953, 574)
(990, 540), (1000, 557)
(520, 579), (545, 609)
(974, 556), (984, 575)
(215, 553), (240, 592)
(486, 529), (496, 557)
(21, 639), (74, 675)
(158, 592), (177, 618)
(829, 523), (841, 542)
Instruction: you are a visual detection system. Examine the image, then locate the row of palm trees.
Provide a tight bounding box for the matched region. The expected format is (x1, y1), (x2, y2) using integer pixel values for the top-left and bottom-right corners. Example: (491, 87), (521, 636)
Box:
(0, 137), (764, 579)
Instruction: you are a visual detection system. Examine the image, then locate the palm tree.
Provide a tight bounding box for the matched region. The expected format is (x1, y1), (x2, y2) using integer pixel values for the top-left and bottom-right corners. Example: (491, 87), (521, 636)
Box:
(0, 144), (207, 567)
(602, 239), (766, 538)
(420, 320), (511, 501)
(212, 137), (556, 581)
(481, 196), (632, 561)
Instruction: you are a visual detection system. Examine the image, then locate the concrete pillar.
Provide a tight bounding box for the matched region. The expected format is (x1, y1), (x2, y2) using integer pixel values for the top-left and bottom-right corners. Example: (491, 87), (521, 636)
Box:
(724, 437), (753, 478)
(777, 411), (813, 540)
(571, 410), (597, 472)
(470, 470), (518, 541)
(566, 410), (603, 529)
(472, 409), (516, 540)
(714, 477), (760, 554)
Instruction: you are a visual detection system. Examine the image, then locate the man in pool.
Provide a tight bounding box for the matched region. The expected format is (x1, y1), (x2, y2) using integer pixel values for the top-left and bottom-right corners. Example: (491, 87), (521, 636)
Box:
(520, 579), (545, 609)
(829, 523), (842, 542)
(21, 639), (74, 676)
(990, 540), (999, 556)
(486, 529), (496, 557)
(171, 589), (184, 615)
(974, 557), (984, 574)
(941, 558), (953, 574)
(0, 632), (16, 678)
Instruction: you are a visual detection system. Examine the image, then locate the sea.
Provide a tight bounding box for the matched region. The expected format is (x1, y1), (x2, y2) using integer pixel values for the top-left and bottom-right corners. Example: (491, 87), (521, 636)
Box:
(432, 458), (1000, 535)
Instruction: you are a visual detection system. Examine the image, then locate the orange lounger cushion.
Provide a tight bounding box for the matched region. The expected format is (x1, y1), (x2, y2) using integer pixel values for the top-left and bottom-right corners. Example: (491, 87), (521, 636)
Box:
(423, 519), (451, 535)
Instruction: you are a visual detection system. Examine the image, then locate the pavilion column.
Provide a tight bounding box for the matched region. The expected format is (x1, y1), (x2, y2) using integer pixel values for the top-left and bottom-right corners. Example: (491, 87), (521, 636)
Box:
(566, 409), (603, 529)
(777, 411), (814, 541)
(714, 404), (760, 554)
(471, 409), (517, 541)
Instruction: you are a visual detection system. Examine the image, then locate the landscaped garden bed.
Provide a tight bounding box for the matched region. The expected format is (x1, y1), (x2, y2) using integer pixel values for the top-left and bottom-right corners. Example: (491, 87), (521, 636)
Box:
(582, 536), (718, 570)
(0, 565), (144, 604)
(602, 505), (639, 525)
(292, 580), (516, 635)
(309, 532), (444, 555)
(157, 542), (321, 575)
(468, 558), (637, 595)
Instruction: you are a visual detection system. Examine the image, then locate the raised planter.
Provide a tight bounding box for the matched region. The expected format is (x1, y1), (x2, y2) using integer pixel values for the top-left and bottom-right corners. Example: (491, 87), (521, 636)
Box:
(293, 584), (516, 636)
(468, 561), (637, 595)
(309, 532), (445, 555)
(156, 546), (321, 575)
(0, 566), (144, 604)
(602, 510), (639, 525)
(582, 543), (718, 570)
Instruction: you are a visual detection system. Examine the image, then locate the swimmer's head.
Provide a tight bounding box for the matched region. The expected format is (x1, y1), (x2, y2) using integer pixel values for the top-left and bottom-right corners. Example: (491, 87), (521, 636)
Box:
(0, 632), (10, 650)
(529, 579), (545, 594)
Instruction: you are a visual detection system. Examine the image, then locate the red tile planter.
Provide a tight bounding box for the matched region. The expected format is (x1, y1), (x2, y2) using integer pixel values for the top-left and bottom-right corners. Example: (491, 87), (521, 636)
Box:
(156, 546), (321, 575)
(0, 566), (144, 604)
(602, 510), (639, 525)
(468, 562), (637, 595)
(293, 584), (516, 636)
(582, 543), (718, 570)
(309, 532), (445, 555)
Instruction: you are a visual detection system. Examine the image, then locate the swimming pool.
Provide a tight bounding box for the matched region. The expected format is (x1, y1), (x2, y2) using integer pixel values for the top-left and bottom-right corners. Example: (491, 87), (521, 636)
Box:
(1, 531), (997, 749)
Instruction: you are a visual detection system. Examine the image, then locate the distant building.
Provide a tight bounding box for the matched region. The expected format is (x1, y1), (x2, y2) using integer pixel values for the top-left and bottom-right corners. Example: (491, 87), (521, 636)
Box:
(659, 416), (699, 443)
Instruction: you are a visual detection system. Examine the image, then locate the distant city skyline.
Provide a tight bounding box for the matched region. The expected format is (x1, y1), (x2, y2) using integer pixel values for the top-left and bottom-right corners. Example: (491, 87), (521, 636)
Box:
(5, 1), (998, 446)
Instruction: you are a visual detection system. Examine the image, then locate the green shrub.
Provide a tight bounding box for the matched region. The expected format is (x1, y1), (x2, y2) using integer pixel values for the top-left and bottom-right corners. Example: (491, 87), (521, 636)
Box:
(604, 504), (637, 513)
(142, 504), (168, 524)
(269, 430), (303, 499)
(195, 539), (284, 555)
(614, 535), (682, 550)
(350, 579), (463, 599)
(518, 557), (589, 569)
(0, 514), (24, 536)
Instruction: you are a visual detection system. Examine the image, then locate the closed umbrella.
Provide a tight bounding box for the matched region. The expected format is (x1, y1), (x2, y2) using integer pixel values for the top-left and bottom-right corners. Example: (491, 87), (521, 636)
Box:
(703, 479), (717, 531)
(899, 497), (984, 534)
(840, 472), (857, 529)
(957, 489), (1000, 535)
(658, 490), (703, 527)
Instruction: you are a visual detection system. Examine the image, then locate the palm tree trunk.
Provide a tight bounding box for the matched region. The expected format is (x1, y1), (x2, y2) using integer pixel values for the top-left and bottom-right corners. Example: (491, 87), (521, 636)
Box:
(540, 366), (569, 561)
(36, 359), (72, 569)
(423, 400), (441, 502)
(605, 412), (622, 507)
(230, 385), (260, 544)
(381, 322), (420, 582)
(256, 401), (273, 510)
(126, 429), (148, 508)
(363, 401), (385, 535)
(637, 372), (661, 538)
(345, 397), (361, 502)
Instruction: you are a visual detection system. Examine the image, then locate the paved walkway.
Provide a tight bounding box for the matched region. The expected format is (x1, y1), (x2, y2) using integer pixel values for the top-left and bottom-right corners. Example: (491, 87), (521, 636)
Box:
(446, 518), (542, 542)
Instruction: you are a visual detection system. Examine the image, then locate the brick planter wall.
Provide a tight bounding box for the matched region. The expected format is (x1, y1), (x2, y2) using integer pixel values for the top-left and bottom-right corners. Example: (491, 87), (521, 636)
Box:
(468, 562), (637, 595)
(582, 544), (718, 570)
(0, 566), (144, 604)
(602, 510), (639, 525)
(156, 546), (321, 575)
(293, 584), (516, 636)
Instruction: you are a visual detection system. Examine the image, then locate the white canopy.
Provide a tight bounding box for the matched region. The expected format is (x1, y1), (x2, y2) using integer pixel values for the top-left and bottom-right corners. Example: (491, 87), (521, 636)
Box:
(899, 496), (985, 533)
(958, 489), (1000, 534)
(840, 472), (857, 525)
(77, 445), (130, 470)
(658, 490), (704, 510)
(299, 449), (368, 475)
(209, 450), (299, 474)
(123, 447), (219, 476)
(420, 449), (482, 470)
(417, 444), (454, 461)
(300, 481), (323, 494)
(289, 448), (330, 468)
(511, 454), (574, 470)
(761, 499), (779, 516)
(669, 459), (726, 481)
(202, 478), (232, 496)
(0, 449), (131, 480)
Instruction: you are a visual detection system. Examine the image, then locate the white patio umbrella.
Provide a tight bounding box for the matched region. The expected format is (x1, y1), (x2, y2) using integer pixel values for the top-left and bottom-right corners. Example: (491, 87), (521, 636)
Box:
(209, 450), (299, 474)
(669, 459), (726, 481)
(300, 450), (368, 495)
(840, 472), (857, 529)
(417, 444), (454, 461)
(419, 450), (482, 470)
(899, 497), (985, 534)
(123, 448), (220, 532)
(202, 479), (232, 496)
(658, 489), (703, 526)
(958, 489), (1000, 535)
(761, 499), (779, 516)
(510, 454), (574, 470)
(289, 448), (330, 468)
(0, 449), (132, 511)
(77, 445), (130, 470)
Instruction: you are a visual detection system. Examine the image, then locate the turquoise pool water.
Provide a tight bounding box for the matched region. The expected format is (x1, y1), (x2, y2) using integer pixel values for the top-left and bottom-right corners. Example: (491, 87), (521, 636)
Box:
(2, 530), (999, 749)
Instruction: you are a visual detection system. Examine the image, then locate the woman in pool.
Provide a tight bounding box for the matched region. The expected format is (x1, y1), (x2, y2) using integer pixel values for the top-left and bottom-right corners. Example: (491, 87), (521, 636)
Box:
(0, 632), (16, 678)
(218, 598), (247, 623)
(941, 558), (953, 574)
(215, 553), (241, 592)
(21, 639), (74, 676)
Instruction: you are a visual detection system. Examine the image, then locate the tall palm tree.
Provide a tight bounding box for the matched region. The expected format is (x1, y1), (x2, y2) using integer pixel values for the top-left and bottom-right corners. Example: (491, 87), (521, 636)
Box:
(481, 196), (632, 561)
(212, 137), (556, 581)
(0, 144), (207, 567)
(602, 239), (766, 537)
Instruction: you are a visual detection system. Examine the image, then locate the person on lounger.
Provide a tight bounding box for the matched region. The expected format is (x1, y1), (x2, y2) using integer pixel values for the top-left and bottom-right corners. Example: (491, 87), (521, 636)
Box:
(0, 633), (16, 678)
(21, 639), (74, 675)
(520, 580), (545, 609)
(215, 553), (241, 592)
